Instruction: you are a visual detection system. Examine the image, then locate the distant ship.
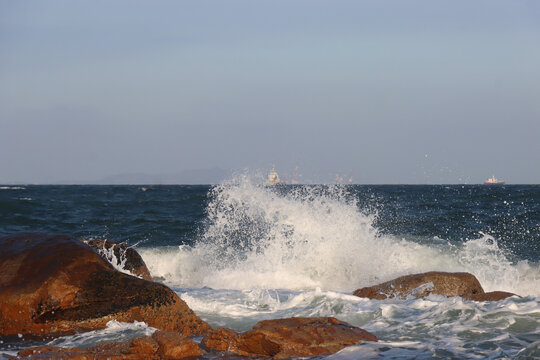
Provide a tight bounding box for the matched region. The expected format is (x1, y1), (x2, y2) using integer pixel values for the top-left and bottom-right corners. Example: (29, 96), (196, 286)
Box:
(265, 167), (284, 186)
(484, 175), (505, 185)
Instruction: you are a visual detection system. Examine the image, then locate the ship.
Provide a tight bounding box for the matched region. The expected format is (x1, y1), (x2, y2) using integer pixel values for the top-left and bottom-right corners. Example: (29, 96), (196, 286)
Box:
(484, 175), (505, 185)
(264, 166), (284, 186)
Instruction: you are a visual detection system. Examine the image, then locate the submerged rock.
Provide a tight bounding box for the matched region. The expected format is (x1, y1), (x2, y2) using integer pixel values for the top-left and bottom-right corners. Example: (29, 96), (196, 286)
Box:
(0, 233), (210, 338)
(201, 317), (378, 359)
(81, 238), (152, 281)
(14, 330), (202, 360)
(353, 271), (485, 300)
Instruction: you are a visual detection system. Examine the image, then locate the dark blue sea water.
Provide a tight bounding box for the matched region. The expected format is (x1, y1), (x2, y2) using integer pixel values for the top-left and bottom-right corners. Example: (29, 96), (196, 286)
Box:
(2, 184), (538, 260)
(1, 181), (539, 359)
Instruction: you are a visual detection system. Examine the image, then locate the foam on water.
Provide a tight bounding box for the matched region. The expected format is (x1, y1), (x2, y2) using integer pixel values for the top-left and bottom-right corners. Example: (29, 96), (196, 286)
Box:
(140, 176), (540, 296)
(46, 320), (155, 349)
(0, 321), (155, 360)
(178, 286), (540, 359)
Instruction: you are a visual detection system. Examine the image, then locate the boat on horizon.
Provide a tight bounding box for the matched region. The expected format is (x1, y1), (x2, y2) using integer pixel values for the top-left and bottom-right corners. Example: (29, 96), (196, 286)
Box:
(264, 166), (285, 186)
(484, 175), (505, 185)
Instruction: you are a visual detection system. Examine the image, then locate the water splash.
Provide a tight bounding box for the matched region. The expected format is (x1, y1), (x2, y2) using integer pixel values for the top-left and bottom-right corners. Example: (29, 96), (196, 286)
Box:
(46, 321), (154, 349)
(84, 239), (142, 279)
(140, 176), (539, 296)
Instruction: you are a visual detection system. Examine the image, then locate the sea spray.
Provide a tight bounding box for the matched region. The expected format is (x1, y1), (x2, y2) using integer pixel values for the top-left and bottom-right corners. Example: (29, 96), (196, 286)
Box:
(452, 233), (540, 295)
(139, 176), (540, 296)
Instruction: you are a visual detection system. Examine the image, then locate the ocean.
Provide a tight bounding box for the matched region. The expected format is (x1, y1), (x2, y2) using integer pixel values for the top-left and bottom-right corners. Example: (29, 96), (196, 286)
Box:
(1, 178), (539, 359)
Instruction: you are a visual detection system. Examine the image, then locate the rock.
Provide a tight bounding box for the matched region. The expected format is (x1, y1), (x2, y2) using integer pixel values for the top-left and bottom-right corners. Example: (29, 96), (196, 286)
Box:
(353, 271), (484, 300)
(14, 346), (92, 360)
(0, 233), (210, 338)
(88, 335), (158, 359)
(464, 291), (519, 301)
(81, 238), (152, 281)
(151, 330), (203, 359)
(201, 327), (244, 354)
(14, 331), (202, 359)
(201, 317), (377, 359)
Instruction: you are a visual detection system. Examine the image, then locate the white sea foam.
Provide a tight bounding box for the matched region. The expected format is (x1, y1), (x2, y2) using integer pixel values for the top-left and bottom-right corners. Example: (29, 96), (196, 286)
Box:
(140, 176), (540, 297)
(178, 286), (540, 358)
(0, 351), (17, 360)
(46, 320), (155, 349)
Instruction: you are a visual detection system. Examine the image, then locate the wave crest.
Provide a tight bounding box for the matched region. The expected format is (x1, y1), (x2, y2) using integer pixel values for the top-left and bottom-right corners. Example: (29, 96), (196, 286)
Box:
(140, 176), (539, 296)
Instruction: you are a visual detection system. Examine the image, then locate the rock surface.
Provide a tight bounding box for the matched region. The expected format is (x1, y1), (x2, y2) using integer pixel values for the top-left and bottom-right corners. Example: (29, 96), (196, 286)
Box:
(353, 271), (485, 300)
(81, 238), (152, 281)
(151, 330), (202, 359)
(0, 233), (210, 338)
(464, 291), (518, 301)
(201, 317), (378, 359)
(14, 346), (92, 360)
(13, 330), (202, 359)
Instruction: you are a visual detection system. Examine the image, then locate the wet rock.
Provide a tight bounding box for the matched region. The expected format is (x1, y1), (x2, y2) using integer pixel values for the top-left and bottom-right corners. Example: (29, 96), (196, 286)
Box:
(202, 317), (377, 359)
(464, 291), (519, 301)
(353, 271), (485, 300)
(151, 330), (203, 359)
(13, 331), (202, 359)
(14, 346), (92, 360)
(0, 233), (210, 338)
(89, 330), (202, 359)
(88, 334), (159, 359)
(81, 238), (152, 281)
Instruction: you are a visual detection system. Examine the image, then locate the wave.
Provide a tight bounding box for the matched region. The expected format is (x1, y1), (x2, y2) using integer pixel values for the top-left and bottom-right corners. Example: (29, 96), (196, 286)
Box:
(46, 320), (154, 349)
(139, 176), (540, 296)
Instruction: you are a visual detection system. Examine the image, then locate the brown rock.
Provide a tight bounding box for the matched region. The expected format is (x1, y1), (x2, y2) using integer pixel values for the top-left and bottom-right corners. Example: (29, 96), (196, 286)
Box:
(464, 291), (519, 301)
(0, 233), (210, 338)
(353, 271), (484, 300)
(92, 333), (163, 359)
(202, 317), (377, 359)
(152, 330), (203, 359)
(81, 238), (152, 281)
(200, 327), (243, 354)
(129, 335), (161, 357)
(88, 339), (154, 360)
(15, 331), (202, 359)
(89, 330), (201, 359)
(14, 346), (92, 360)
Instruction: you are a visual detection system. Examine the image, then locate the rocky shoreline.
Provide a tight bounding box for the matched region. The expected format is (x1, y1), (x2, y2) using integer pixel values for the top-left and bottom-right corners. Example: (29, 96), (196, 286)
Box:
(1, 233), (518, 359)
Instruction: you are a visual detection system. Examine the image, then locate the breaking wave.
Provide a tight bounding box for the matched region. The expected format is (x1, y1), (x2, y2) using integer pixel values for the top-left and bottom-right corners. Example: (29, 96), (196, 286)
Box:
(140, 176), (540, 296)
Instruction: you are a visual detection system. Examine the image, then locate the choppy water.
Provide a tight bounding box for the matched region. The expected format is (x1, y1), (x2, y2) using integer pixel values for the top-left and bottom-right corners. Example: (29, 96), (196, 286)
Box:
(1, 179), (539, 359)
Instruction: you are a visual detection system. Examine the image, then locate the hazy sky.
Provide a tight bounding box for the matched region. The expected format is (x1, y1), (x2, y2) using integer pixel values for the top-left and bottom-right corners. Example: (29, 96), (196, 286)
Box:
(1, 0), (539, 184)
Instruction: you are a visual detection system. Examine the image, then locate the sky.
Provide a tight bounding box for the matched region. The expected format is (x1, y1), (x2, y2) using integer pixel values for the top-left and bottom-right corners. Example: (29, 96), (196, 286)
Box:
(1, 0), (539, 184)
